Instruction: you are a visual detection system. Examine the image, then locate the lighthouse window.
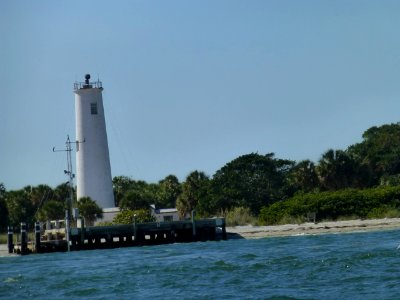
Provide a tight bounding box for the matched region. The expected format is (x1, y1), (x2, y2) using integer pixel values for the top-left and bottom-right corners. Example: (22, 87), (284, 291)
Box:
(90, 103), (98, 115)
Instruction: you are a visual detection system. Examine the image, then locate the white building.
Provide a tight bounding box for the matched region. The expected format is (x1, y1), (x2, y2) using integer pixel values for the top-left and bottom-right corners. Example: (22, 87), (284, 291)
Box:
(74, 74), (115, 209)
(150, 204), (180, 222)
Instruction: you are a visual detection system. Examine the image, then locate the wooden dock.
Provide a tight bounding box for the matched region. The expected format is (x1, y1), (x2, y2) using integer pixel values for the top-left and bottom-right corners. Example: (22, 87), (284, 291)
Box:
(9, 218), (227, 254)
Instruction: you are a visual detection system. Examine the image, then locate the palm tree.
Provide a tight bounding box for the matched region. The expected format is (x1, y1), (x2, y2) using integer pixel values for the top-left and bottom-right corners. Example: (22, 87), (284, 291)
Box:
(289, 160), (319, 192)
(317, 149), (357, 190)
(77, 197), (103, 226)
(176, 171), (209, 218)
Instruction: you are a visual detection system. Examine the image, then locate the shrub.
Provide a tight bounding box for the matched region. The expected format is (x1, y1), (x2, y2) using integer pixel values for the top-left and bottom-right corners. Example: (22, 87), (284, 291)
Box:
(113, 209), (156, 225)
(276, 214), (306, 225)
(366, 206), (400, 219)
(224, 207), (258, 226)
(95, 221), (113, 226)
(259, 186), (400, 225)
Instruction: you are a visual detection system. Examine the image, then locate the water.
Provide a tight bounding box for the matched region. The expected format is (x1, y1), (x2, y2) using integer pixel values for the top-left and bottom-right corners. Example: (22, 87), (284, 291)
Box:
(1, 230), (400, 299)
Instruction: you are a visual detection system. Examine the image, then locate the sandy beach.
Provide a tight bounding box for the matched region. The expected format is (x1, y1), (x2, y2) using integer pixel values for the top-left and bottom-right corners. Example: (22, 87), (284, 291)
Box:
(227, 218), (400, 239)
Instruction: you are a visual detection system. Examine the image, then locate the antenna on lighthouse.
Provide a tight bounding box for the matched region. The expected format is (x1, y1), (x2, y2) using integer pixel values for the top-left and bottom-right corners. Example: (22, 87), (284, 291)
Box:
(53, 135), (84, 251)
(53, 135), (73, 252)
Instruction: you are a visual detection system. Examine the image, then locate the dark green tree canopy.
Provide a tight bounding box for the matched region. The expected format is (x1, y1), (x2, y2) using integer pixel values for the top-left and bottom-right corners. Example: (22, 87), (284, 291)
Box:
(5, 190), (35, 227)
(317, 149), (358, 191)
(37, 200), (65, 221)
(113, 176), (135, 207)
(25, 184), (54, 208)
(77, 197), (103, 225)
(0, 183), (8, 231)
(157, 175), (181, 208)
(113, 176), (160, 210)
(348, 123), (400, 185)
(177, 171), (210, 218)
(119, 189), (154, 210)
(113, 209), (155, 224)
(212, 153), (295, 213)
(287, 160), (319, 193)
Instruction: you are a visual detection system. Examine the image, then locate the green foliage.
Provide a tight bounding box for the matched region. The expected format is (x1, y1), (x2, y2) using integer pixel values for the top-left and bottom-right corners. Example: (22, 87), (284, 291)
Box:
(52, 183), (73, 202)
(95, 221), (113, 226)
(37, 200), (65, 221)
(113, 176), (133, 207)
(224, 207), (258, 227)
(0, 233), (7, 244)
(157, 175), (181, 208)
(287, 160), (319, 193)
(112, 209), (135, 224)
(0, 183), (8, 231)
(176, 171), (210, 218)
(380, 174), (400, 186)
(0, 182), (75, 231)
(119, 189), (153, 210)
(276, 215), (306, 225)
(212, 153), (295, 214)
(366, 206), (400, 219)
(259, 186), (400, 225)
(348, 123), (400, 186)
(317, 149), (359, 190)
(114, 176), (164, 210)
(77, 197), (103, 225)
(24, 184), (54, 208)
(112, 209), (156, 224)
(5, 190), (35, 227)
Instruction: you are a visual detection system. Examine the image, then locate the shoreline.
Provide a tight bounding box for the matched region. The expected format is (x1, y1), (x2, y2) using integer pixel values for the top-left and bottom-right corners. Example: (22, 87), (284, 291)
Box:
(227, 218), (400, 239)
(0, 244), (15, 257)
(1, 218), (400, 256)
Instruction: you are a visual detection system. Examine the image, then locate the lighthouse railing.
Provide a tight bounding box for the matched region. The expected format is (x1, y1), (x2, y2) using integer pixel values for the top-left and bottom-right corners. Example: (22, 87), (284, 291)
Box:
(74, 80), (102, 90)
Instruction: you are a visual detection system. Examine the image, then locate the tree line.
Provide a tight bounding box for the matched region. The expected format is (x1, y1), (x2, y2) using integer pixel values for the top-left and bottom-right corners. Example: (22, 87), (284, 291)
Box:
(2, 122), (400, 230)
(0, 183), (103, 230)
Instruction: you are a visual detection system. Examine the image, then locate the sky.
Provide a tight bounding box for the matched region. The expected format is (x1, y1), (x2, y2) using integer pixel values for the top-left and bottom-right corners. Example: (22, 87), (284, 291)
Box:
(2, 0), (400, 190)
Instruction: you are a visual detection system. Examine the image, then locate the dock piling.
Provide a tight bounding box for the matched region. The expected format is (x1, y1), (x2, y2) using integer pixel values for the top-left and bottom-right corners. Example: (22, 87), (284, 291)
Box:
(191, 210), (196, 238)
(34, 222), (41, 253)
(133, 214), (138, 244)
(7, 226), (14, 254)
(65, 210), (71, 252)
(20, 222), (28, 255)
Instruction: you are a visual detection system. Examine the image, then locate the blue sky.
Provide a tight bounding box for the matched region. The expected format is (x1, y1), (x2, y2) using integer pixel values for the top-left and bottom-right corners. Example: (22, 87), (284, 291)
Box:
(2, 1), (400, 190)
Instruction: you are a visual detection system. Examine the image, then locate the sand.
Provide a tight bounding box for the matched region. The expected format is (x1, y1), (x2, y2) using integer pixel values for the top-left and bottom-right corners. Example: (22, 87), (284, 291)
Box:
(0, 244), (15, 257)
(227, 218), (400, 239)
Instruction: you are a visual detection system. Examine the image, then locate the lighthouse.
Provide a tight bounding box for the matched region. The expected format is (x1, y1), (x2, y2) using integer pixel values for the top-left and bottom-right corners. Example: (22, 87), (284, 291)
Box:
(74, 74), (115, 209)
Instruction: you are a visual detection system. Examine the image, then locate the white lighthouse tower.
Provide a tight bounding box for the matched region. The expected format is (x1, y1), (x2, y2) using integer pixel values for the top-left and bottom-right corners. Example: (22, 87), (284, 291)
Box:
(74, 74), (115, 209)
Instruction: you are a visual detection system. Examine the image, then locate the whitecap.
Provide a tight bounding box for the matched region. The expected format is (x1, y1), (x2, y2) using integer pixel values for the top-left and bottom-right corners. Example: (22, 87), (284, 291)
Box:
(4, 277), (20, 283)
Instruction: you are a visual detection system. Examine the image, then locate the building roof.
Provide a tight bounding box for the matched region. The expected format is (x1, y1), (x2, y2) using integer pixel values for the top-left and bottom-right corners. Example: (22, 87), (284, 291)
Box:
(157, 208), (178, 214)
(150, 204), (178, 214)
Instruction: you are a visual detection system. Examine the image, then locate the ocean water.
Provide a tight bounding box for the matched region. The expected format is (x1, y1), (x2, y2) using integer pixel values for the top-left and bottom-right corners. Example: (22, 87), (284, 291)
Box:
(1, 230), (400, 300)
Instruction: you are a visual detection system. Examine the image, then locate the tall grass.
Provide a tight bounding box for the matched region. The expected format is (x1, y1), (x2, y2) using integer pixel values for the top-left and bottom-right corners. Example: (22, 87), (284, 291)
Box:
(0, 233), (7, 244)
(366, 206), (400, 219)
(0, 232), (35, 244)
(276, 215), (306, 225)
(224, 207), (259, 227)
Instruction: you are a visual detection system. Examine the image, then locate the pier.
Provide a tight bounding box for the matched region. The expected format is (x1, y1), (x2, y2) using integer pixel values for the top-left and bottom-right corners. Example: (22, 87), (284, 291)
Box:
(8, 218), (227, 254)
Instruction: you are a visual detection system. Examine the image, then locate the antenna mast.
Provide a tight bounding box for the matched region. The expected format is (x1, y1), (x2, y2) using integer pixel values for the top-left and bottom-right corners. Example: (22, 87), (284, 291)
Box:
(53, 135), (85, 251)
